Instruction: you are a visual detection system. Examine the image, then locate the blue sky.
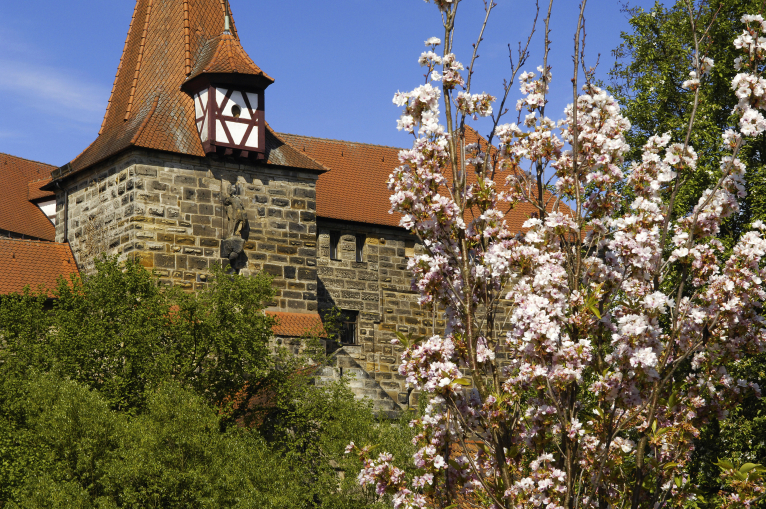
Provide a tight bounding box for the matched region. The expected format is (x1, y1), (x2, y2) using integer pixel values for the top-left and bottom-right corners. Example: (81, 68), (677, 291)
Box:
(0, 0), (657, 167)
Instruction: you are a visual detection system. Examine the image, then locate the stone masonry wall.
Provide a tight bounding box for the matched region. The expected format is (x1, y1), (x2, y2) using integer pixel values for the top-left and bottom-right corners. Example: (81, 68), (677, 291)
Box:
(317, 219), (516, 409)
(317, 219), (437, 407)
(55, 148), (320, 312)
(51, 148), (511, 414)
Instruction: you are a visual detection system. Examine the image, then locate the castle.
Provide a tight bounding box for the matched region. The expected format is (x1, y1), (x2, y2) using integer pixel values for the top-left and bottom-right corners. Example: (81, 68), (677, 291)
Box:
(0, 0), (536, 415)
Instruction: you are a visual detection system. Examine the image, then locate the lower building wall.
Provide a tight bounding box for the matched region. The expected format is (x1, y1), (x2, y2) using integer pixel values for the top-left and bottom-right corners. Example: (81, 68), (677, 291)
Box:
(317, 220), (436, 407)
(48, 149), (503, 413)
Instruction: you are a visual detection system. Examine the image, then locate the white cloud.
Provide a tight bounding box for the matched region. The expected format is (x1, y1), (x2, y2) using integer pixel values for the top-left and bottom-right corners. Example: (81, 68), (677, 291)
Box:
(0, 130), (21, 139)
(0, 60), (108, 125)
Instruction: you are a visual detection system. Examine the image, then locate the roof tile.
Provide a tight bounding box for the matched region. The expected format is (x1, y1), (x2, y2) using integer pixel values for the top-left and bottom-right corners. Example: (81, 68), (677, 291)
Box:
(28, 178), (55, 202)
(279, 127), (555, 232)
(278, 133), (404, 228)
(0, 239), (79, 296)
(266, 311), (326, 338)
(0, 153), (56, 240)
(187, 32), (273, 82)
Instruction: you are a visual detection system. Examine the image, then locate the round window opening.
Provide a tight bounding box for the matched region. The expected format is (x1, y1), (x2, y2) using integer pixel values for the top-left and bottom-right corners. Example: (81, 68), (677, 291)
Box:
(231, 104), (242, 118)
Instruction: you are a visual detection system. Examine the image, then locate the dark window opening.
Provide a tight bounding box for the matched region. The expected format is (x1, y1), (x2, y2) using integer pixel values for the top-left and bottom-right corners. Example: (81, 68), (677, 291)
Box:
(405, 239), (416, 258)
(329, 231), (341, 260)
(340, 311), (359, 345)
(355, 234), (366, 262)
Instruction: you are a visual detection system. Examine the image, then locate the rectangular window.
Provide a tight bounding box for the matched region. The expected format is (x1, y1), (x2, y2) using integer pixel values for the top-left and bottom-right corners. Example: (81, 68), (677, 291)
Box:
(340, 311), (359, 344)
(355, 234), (366, 262)
(329, 231), (341, 260)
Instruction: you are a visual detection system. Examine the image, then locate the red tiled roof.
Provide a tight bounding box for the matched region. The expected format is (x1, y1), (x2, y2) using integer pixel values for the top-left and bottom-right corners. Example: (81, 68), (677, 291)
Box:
(28, 178), (54, 202)
(52, 0), (323, 181)
(187, 32), (273, 83)
(0, 153), (56, 240)
(280, 127), (559, 232)
(0, 239), (79, 296)
(278, 133), (404, 228)
(266, 311), (326, 338)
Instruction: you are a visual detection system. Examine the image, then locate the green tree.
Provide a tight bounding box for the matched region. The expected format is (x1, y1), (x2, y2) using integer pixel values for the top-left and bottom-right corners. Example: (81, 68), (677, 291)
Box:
(258, 370), (417, 508)
(610, 1), (766, 503)
(3, 374), (415, 508)
(610, 0), (766, 242)
(6, 375), (308, 509)
(0, 258), (417, 507)
(0, 257), (277, 413)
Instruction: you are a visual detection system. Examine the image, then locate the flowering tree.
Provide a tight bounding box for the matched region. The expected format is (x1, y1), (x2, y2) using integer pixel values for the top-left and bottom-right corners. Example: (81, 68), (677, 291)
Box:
(346, 1), (766, 508)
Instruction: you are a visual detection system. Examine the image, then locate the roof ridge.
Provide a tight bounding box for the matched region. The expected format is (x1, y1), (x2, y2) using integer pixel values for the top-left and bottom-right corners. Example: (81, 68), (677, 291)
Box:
(183, 0), (191, 75)
(0, 153), (56, 168)
(29, 176), (53, 184)
(267, 125), (330, 172)
(0, 238), (64, 245)
(277, 132), (406, 152)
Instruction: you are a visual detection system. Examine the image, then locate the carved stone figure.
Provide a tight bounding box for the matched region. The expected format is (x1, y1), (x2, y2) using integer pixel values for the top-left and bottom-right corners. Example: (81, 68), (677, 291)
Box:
(223, 193), (247, 238)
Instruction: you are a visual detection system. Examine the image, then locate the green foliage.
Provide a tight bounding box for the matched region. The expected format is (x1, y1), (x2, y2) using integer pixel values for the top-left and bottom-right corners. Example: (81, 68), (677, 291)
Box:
(5, 375), (307, 508)
(610, 0), (766, 245)
(610, 1), (766, 505)
(260, 371), (417, 508)
(1, 374), (413, 509)
(0, 259), (416, 507)
(0, 257), (277, 413)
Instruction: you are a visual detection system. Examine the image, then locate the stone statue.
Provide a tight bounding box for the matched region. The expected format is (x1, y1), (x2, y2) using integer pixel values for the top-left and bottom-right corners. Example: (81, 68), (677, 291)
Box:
(221, 187), (248, 269)
(223, 193), (247, 238)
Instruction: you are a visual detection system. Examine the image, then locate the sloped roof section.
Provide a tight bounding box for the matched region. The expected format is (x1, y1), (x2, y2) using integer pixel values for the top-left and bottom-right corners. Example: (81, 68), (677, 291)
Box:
(280, 127), (554, 232)
(266, 311), (327, 338)
(0, 239), (79, 296)
(28, 178), (54, 202)
(0, 153), (56, 240)
(187, 32), (273, 83)
(278, 133), (405, 228)
(52, 0), (316, 181)
(264, 125), (327, 173)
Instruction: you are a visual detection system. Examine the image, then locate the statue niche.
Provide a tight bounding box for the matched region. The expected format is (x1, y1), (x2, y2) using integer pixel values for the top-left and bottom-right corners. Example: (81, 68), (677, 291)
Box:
(221, 188), (248, 269)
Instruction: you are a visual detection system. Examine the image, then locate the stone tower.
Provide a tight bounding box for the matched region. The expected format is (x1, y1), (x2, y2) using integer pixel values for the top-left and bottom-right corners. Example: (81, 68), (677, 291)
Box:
(45, 0), (327, 315)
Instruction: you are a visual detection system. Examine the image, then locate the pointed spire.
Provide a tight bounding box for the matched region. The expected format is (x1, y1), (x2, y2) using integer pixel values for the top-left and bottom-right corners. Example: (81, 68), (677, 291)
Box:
(50, 0), (327, 183)
(58, 0), (273, 177)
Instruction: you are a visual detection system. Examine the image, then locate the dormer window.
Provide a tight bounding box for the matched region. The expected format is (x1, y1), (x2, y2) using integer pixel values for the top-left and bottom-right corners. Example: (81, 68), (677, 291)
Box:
(190, 85), (265, 158)
(181, 32), (274, 160)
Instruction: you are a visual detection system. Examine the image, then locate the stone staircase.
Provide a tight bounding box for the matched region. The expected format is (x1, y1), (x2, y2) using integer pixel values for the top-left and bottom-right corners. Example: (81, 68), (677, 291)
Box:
(314, 346), (403, 419)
